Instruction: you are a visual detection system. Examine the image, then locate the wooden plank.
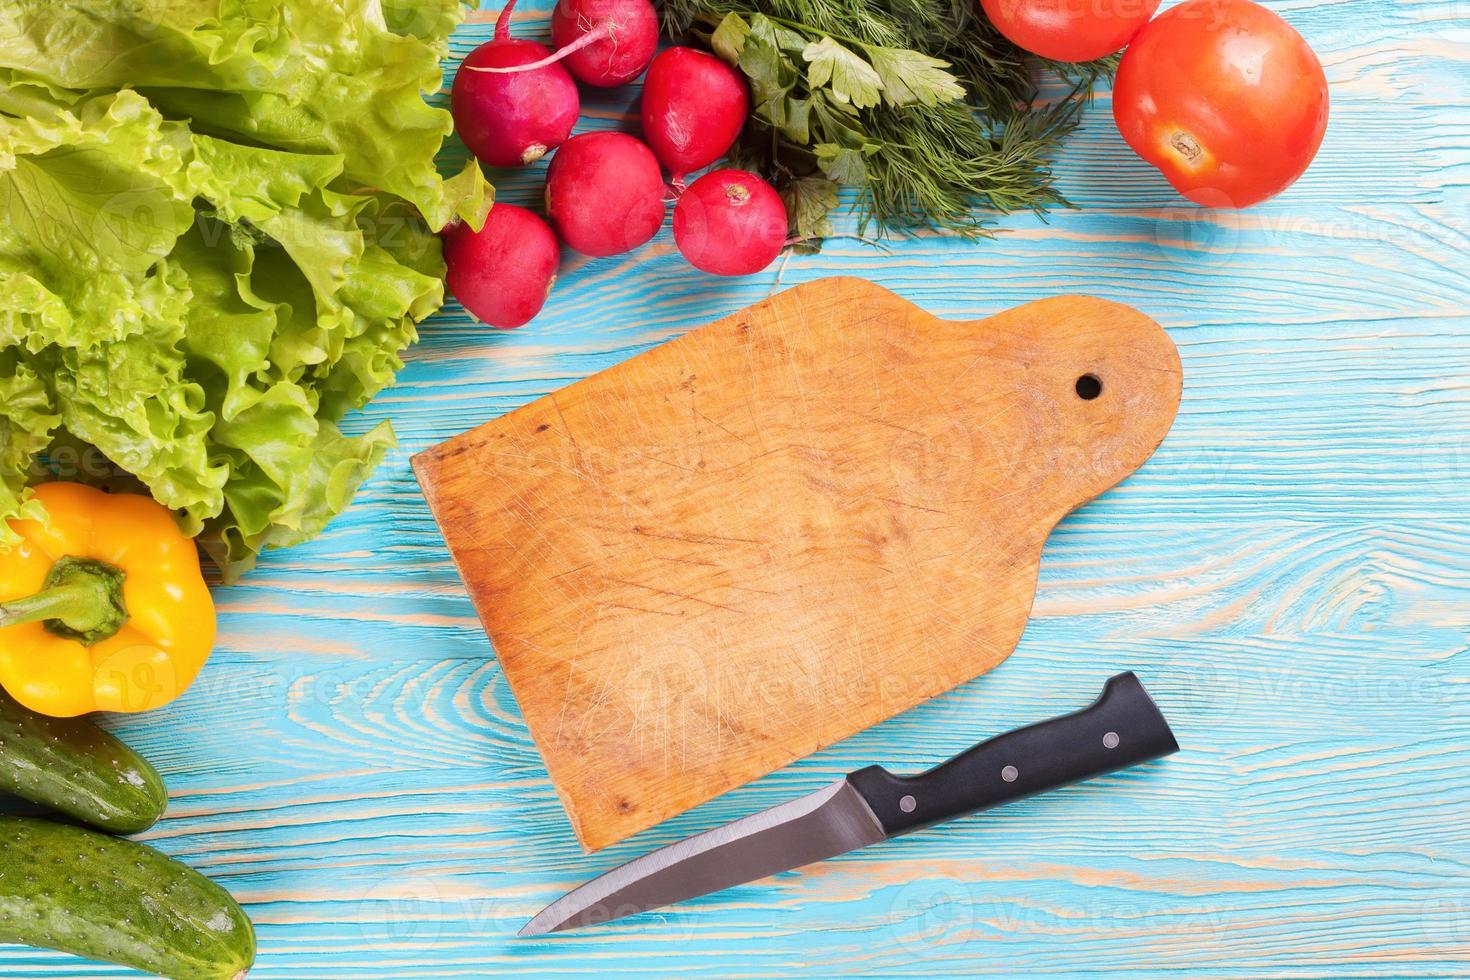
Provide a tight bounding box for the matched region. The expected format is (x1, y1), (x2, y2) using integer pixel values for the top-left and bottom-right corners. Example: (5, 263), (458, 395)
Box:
(3, 0), (1468, 975)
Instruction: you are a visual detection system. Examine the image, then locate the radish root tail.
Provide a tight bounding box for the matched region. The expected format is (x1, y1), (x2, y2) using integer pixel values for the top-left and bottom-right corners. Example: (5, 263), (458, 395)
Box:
(466, 23), (613, 74)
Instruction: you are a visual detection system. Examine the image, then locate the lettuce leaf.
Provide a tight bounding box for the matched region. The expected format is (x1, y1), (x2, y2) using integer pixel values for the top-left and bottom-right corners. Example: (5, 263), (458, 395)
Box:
(0, 0), (488, 231)
(0, 2), (488, 580)
(0, 358), (59, 548)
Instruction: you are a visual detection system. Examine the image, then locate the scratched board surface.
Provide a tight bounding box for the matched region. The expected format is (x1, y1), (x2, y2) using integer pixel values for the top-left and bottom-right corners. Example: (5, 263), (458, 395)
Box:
(2, 0), (1467, 976)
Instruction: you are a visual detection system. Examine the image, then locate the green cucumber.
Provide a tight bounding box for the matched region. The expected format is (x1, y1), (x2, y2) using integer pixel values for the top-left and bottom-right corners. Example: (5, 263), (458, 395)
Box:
(0, 689), (168, 833)
(0, 817), (255, 979)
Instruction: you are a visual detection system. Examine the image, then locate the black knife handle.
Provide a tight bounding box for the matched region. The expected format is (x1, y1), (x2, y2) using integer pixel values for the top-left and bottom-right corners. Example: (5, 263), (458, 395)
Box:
(847, 672), (1178, 837)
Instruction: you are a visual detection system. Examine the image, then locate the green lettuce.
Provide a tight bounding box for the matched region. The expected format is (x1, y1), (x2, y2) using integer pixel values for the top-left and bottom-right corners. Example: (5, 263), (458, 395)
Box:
(0, 1), (489, 578)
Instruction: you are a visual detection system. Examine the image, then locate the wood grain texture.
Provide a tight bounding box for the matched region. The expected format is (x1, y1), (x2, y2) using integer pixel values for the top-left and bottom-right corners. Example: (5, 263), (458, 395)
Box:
(2, 0), (1467, 976)
(415, 280), (1181, 849)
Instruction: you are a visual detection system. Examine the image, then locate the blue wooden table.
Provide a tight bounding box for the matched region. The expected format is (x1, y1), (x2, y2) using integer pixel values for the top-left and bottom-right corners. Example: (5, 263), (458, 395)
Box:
(5, 0), (1468, 976)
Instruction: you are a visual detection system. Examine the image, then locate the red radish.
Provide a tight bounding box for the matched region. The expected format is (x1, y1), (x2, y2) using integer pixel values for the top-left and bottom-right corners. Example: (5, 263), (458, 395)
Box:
(672, 169), (786, 276)
(452, 2), (579, 167)
(443, 203), (560, 328)
(545, 132), (666, 257)
(640, 48), (750, 185)
(551, 0), (659, 87)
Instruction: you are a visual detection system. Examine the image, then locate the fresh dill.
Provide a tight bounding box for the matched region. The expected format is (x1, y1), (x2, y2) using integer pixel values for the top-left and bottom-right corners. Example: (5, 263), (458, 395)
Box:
(659, 0), (1114, 241)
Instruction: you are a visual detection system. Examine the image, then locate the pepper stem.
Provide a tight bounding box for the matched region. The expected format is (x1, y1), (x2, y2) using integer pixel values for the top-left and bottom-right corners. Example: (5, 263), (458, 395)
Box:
(0, 556), (129, 646)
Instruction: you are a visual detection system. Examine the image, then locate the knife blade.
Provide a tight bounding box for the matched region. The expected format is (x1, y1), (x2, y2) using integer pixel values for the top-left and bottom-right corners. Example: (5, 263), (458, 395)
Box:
(520, 671), (1178, 937)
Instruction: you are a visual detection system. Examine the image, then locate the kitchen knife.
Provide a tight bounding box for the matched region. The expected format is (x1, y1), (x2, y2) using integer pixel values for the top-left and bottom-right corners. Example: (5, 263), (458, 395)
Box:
(519, 671), (1178, 936)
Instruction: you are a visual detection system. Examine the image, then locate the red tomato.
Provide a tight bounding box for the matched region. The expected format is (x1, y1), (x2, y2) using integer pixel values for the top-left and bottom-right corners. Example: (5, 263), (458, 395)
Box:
(1113, 0), (1329, 208)
(980, 0), (1161, 62)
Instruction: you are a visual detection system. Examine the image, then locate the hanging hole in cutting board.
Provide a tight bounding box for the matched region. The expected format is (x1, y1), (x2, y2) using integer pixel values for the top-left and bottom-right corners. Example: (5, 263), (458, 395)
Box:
(1075, 374), (1103, 400)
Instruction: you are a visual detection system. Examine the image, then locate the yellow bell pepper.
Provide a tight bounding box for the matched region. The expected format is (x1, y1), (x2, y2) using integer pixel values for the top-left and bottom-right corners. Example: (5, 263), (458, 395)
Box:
(0, 483), (215, 717)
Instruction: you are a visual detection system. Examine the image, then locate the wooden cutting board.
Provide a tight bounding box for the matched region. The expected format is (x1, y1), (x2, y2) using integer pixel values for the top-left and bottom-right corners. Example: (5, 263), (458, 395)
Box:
(414, 278), (1181, 850)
